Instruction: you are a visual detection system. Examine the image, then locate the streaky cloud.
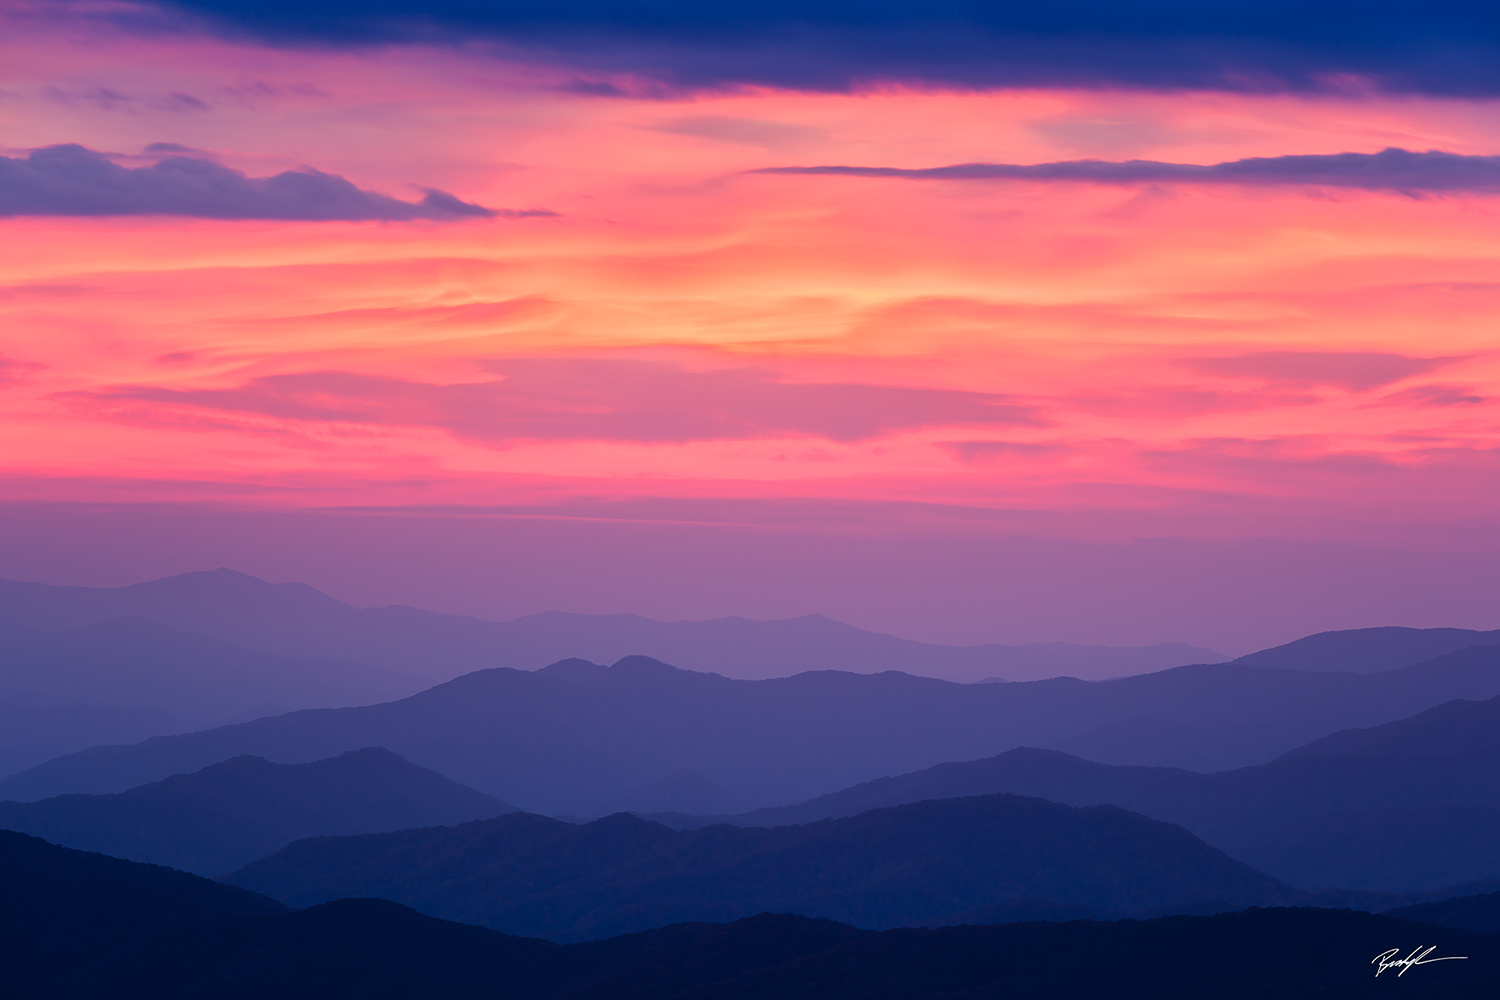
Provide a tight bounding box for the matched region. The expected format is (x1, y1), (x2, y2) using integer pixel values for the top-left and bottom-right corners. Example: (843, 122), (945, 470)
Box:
(1177, 352), (1459, 391)
(63, 358), (1047, 444)
(1370, 384), (1489, 408)
(0, 358), (44, 387)
(0, 144), (511, 220)
(756, 149), (1500, 194)
(938, 441), (1068, 463)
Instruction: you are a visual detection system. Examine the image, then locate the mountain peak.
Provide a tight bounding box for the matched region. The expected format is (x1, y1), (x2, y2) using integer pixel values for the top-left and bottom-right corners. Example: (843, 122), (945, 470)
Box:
(1233, 625), (1500, 674)
(609, 655), (682, 673)
(122, 569), (356, 613)
(537, 658), (607, 679)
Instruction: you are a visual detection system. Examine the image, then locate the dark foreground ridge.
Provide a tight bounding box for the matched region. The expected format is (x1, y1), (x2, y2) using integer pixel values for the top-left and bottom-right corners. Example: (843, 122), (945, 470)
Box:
(5, 804), (1497, 998)
(63, 904), (1500, 1000)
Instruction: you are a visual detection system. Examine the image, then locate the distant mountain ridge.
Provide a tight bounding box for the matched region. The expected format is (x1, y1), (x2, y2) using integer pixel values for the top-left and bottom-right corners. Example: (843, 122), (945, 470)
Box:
(5, 568), (1495, 788)
(0, 748), (515, 875)
(8, 645), (1500, 814)
(0, 569), (1228, 774)
(226, 792), (1295, 940)
(654, 689), (1500, 892)
(9, 568), (1492, 687)
(0, 615), (414, 717)
(0, 568), (1224, 684)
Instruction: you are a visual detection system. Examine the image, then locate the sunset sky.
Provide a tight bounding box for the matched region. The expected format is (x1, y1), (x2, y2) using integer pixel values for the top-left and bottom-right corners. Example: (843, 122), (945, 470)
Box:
(2, 0), (1497, 652)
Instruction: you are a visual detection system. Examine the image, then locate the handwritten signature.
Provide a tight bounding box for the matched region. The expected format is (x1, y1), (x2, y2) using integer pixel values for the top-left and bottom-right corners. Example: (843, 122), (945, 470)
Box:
(1372, 946), (1468, 977)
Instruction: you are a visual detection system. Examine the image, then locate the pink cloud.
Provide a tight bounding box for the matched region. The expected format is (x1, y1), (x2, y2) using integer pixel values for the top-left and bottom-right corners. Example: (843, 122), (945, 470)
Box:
(1065, 387), (1320, 416)
(937, 441), (1070, 462)
(1368, 383), (1489, 407)
(1139, 437), (1500, 501)
(67, 358), (1047, 444)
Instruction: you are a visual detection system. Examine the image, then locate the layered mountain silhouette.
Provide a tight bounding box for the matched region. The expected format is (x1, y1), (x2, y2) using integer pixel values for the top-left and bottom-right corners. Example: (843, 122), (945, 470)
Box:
(6, 568), (1488, 688)
(658, 690), (1500, 892)
(6, 829), (1494, 998)
(226, 792), (1295, 939)
(0, 748), (514, 875)
(0, 568), (1221, 684)
(7, 644), (1500, 815)
(0, 568), (1228, 776)
(7, 568), (1497, 801)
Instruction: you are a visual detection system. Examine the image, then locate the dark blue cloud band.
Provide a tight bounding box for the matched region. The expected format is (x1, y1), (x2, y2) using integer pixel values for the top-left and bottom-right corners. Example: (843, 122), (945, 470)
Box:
(756, 149), (1500, 194)
(0, 144), (517, 220)
(112, 0), (1500, 95)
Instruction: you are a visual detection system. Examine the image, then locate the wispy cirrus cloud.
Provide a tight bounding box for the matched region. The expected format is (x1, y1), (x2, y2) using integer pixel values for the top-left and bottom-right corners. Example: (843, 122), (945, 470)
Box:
(1369, 384), (1489, 407)
(1142, 436), (1500, 493)
(647, 116), (827, 151)
(0, 144), (534, 220)
(938, 441), (1069, 463)
(65, 358), (1047, 444)
(1066, 387), (1320, 416)
(757, 149), (1500, 194)
(1175, 351), (1459, 391)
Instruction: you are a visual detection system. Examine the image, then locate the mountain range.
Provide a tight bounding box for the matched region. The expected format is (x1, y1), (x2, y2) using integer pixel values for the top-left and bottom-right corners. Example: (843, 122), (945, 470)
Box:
(7, 633), (1500, 990)
(0, 568), (1228, 776)
(0, 748), (514, 875)
(6, 568), (1491, 687)
(5, 829), (1494, 999)
(0, 568), (1224, 685)
(653, 691), (1500, 892)
(6, 642), (1500, 815)
(6, 568), (1498, 796)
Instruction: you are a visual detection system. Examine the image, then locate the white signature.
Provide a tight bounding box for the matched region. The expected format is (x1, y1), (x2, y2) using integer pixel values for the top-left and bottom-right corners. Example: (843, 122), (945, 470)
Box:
(1372, 946), (1468, 977)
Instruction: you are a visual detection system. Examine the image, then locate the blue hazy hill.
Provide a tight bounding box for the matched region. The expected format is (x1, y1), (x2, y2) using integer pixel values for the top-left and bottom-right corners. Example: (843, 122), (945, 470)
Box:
(0, 748), (514, 875)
